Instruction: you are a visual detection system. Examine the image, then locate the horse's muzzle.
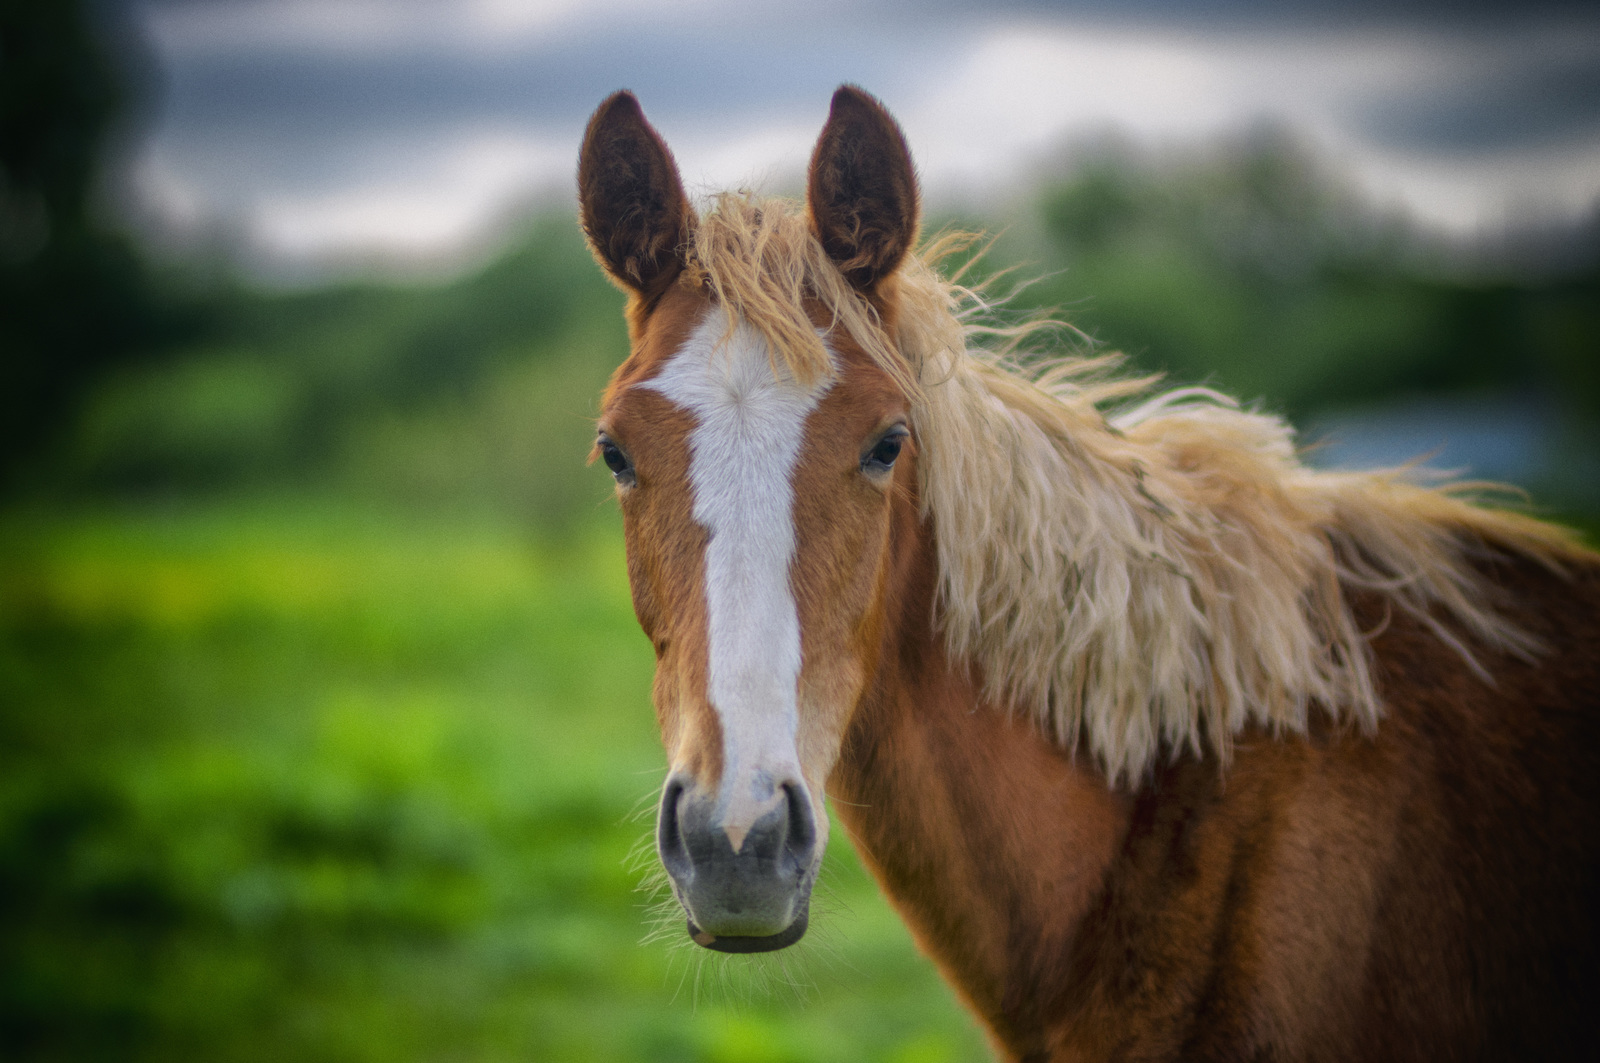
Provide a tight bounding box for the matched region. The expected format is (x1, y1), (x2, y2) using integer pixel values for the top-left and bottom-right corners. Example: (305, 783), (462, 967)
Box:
(657, 774), (818, 952)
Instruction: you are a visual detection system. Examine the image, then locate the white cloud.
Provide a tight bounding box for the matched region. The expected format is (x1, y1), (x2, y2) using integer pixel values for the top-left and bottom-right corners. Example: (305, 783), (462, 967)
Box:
(251, 131), (569, 257)
(131, 125), (575, 276)
(1353, 140), (1600, 236)
(899, 23), (1600, 233)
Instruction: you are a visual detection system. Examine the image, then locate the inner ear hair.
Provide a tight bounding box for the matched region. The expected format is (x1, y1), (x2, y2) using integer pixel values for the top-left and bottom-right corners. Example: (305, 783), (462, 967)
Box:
(807, 85), (920, 292)
(578, 91), (691, 300)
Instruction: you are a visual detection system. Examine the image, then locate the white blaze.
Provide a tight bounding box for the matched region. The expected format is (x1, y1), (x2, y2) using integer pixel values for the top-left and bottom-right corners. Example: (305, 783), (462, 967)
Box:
(642, 314), (831, 852)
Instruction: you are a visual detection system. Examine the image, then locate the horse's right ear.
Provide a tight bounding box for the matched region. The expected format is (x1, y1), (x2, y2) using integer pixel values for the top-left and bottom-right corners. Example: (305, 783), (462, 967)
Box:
(578, 91), (691, 300)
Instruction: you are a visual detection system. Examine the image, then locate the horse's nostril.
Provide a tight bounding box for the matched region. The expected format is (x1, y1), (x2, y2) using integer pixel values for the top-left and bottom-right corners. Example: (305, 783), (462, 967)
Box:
(657, 777), (689, 880)
(656, 775), (818, 944)
(783, 781), (817, 862)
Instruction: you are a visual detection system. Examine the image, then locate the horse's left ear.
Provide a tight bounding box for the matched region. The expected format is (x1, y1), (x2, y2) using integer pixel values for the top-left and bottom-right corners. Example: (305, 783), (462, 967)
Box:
(807, 85), (920, 292)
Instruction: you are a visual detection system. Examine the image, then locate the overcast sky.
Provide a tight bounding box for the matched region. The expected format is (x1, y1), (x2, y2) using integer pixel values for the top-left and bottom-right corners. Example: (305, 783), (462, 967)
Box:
(120, 0), (1600, 279)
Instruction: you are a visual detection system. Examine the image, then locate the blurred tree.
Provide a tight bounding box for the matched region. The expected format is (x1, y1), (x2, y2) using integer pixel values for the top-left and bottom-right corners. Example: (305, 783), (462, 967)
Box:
(0, 0), (197, 490)
(1030, 129), (1600, 421)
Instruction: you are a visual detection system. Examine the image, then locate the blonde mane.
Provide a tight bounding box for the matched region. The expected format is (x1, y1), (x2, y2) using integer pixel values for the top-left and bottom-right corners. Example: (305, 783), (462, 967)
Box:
(686, 193), (1591, 784)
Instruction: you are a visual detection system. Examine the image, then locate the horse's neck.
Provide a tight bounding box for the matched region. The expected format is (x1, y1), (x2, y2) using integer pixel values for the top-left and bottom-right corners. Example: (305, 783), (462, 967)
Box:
(828, 501), (1129, 1054)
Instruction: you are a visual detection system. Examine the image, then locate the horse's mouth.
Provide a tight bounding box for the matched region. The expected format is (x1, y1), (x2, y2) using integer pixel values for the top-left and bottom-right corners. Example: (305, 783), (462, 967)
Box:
(686, 910), (809, 953)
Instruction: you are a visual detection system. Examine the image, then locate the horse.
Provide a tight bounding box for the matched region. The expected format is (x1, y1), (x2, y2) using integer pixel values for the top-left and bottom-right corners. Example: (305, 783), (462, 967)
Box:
(576, 85), (1600, 1061)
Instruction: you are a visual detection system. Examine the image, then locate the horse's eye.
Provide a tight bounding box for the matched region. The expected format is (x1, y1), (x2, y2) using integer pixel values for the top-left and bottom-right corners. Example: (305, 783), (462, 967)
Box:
(598, 439), (635, 486)
(862, 429), (908, 475)
(600, 442), (627, 474)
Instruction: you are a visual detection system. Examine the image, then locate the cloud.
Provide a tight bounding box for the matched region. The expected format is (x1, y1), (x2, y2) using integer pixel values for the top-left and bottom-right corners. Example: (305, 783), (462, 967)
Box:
(1359, 43), (1600, 154)
(139, 0), (717, 56)
(123, 0), (1600, 276)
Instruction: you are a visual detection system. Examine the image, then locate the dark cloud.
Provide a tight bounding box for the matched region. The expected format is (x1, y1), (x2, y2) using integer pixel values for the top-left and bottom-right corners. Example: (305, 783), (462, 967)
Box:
(162, 28), (937, 137)
(879, 0), (1597, 29)
(1360, 54), (1600, 154)
(145, 0), (1600, 163)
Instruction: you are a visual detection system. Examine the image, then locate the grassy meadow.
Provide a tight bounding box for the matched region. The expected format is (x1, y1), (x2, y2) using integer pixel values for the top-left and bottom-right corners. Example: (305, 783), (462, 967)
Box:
(0, 499), (989, 1061)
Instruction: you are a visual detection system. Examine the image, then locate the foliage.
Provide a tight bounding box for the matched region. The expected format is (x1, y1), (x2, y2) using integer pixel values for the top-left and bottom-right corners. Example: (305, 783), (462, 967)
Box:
(65, 219), (627, 537)
(1016, 130), (1600, 425)
(0, 0), (205, 486)
(0, 502), (988, 1061)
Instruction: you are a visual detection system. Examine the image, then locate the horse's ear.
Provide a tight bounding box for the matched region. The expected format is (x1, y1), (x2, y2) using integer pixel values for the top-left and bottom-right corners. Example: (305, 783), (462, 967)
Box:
(578, 91), (691, 300)
(807, 85), (919, 292)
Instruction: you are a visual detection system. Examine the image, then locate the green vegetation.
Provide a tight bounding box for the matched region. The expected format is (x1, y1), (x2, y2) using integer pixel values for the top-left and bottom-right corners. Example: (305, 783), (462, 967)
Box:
(0, 501), (988, 1061)
(1017, 132), (1600, 425)
(62, 220), (628, 538)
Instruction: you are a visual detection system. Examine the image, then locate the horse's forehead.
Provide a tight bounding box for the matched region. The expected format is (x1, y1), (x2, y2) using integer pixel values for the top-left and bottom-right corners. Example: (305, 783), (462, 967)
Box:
(606, 291), (897, 433)
(637, 314), (834, 454)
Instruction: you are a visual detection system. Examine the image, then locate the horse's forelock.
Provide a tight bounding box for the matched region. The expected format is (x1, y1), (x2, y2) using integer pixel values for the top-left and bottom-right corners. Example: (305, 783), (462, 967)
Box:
(683, 193), (919, 398)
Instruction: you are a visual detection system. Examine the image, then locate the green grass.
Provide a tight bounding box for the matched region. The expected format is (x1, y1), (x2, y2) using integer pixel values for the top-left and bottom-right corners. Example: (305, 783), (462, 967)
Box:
(0, 499), (988, 1062)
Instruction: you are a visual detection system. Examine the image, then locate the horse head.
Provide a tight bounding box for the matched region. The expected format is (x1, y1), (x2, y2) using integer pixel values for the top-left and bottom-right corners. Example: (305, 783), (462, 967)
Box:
(578, 87), (921, 953)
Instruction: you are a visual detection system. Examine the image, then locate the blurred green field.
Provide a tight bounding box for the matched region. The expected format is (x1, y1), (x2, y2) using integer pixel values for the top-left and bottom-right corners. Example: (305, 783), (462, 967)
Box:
(0, 499), (989, 1062)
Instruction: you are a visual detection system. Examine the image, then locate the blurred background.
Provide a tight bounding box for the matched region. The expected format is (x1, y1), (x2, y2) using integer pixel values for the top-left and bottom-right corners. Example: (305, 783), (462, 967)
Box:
(2, 1), (1597, 1059)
